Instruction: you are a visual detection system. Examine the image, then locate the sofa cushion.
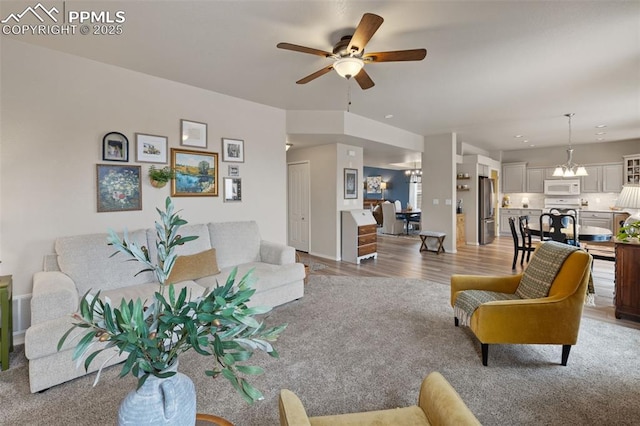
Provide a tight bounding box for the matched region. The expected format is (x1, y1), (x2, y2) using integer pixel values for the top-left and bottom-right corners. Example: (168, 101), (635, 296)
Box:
(56, 230), (155, 295)
(100, 280), (207, 306)
(196, 262), (304, 294)
(167, 248), (220, 284)
(208, 222), (261, 269)
(146, 223), (212, 263)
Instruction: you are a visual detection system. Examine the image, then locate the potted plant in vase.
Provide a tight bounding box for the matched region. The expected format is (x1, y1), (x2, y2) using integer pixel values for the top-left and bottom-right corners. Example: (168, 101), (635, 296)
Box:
(148, 165), (175, 188)
(617, 220), (640, 243)
(58, 197), (287, 425)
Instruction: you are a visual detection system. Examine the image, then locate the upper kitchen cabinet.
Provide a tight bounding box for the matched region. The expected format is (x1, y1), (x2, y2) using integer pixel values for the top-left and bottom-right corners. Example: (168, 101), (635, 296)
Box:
(581, 163), (623, 193)
(624, 154), (640, 185)
(526, 168), (545, 193)
(502, 163), (526, 193)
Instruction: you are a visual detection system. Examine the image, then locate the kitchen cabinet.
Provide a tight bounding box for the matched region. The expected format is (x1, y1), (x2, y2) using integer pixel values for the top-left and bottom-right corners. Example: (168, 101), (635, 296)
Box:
(456, 214), (466, 247)
(615, 242), (640, 322)
(341, 210), (377, 264)
(526, 168), (545, 193)
(499, 208), (542, 236)
(623, 154), (640, 185)
(580, 163), (623, 193)
(544, 167), (563, 180)
(580, 211), (613, 231)
(502, 163), (526, 193)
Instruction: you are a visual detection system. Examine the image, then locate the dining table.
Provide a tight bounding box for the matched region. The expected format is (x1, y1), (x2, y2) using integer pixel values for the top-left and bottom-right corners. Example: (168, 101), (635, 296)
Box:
(527, 222), (613, 242)
(396, 209), (421, 235)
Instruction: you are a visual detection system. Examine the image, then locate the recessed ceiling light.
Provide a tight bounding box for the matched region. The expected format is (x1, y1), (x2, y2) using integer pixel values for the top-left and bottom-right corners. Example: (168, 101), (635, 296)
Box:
(385, 114), (394, 119)
(523, 140), (529, 143)
(596, 132), (606, 135)
(514, 135), (523, 138)
(529, 144), (535, 147)
(595, 124), (607, 128)
(597, 137), (605, 141)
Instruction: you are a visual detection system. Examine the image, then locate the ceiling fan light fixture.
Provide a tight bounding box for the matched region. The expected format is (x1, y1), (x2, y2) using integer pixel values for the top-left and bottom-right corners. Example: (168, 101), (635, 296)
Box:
(333, 57), (364, 79)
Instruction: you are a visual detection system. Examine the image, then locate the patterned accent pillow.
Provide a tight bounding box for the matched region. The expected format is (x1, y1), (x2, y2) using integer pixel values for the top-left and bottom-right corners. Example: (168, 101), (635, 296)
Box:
(515, 241), (578, 299)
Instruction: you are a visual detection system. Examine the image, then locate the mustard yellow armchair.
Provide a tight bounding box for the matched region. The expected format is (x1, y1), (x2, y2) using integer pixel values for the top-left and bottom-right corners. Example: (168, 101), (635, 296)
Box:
(279, 372), (481, 426)
(450, 246), (592, 366)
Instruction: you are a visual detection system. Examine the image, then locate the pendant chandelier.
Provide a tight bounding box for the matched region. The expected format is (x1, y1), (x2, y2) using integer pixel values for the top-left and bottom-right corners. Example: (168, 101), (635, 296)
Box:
(552, 113), (588, 177)
(405, 162), (422, 183)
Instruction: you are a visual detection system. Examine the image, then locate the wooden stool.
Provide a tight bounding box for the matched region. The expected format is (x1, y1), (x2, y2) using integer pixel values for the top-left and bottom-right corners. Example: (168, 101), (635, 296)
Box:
(0, 275), (13, 371)
(419, 231), (446, 254)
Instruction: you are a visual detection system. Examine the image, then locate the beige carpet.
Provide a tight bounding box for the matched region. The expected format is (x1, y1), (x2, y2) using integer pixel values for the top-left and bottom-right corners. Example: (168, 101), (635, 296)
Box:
(1, 275), (639, 425)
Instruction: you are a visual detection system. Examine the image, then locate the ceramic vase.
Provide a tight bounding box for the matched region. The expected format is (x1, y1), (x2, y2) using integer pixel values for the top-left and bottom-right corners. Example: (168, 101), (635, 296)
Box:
(117, 361), (196, 426)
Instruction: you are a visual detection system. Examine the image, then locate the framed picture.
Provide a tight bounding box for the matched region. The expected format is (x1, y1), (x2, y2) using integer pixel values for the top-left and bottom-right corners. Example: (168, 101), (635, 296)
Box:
(180, 119), (207, 148)
(96, 165), (141, 212)
(171, 148), (218, 196)
(222, 138), (244, 162)
(223, 177), (242, 202)
(228, 165), (240, 177)
(367, 176), (382, 194)
(344, 168), (358, 199)
(102, 132), (128, 162)
(136, 133), (168, 164)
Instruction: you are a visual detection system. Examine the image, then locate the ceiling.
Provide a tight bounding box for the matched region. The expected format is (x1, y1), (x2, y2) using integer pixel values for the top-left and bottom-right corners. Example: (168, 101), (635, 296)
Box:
(4, 1), (639, 168)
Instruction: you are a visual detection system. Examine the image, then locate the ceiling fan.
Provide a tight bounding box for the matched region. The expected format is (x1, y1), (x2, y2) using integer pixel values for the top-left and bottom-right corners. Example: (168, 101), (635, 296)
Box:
(277, 13), (427, 90)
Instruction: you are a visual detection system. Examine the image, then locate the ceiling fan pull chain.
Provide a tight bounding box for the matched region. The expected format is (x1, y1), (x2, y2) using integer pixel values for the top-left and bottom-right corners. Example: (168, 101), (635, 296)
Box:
(347, 82), (352, 112)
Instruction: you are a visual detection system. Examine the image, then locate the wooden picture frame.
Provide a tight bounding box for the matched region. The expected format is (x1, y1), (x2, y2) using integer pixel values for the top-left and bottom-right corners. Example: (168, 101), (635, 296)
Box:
(171, 148), (218, 196)
(180, 119), (207, 148)
(221, 138), (244, 163)
(223, 177), (242, 202)
(344, 168), (358, 199)
(96, 164), (141, 212)
(136, 133), (168, 164)
(102, 132), (129, 162)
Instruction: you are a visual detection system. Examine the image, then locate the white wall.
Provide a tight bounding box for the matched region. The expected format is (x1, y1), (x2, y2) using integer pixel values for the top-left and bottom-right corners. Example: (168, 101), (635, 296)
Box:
(0, 39), (288, 301)
(422, 133), (457, 252)
(502, 139), (640, 166)
(286, 143), (363, 260)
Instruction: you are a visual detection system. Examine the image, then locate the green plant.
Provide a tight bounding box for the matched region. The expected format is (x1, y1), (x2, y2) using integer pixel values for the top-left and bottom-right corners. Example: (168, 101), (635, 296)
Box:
(148, 165), (175, 183)
(58, 197), (286, 404)
(616, 220), (640, 242)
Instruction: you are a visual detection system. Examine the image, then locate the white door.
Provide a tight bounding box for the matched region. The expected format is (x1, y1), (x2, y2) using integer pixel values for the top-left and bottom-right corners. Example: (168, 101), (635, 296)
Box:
(287, 162), (310, 252)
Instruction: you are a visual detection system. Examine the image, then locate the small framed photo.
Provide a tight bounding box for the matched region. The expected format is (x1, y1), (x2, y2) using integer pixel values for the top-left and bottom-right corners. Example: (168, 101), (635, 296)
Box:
(344, 168), (358, 199)
(222, 138), (244, 163)
(136, 133), (168, 164)
(96, 164), (141, 212)
(171, 148), (218, 196)
(180, 119), (207, 148)
(102, 132), (128, 162)
(223, 177), (242, 202)
(228, 165), (240, 177)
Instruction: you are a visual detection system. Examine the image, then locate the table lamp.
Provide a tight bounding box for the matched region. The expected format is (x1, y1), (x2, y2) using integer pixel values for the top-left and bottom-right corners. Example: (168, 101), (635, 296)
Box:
(615, 184), (640, 226)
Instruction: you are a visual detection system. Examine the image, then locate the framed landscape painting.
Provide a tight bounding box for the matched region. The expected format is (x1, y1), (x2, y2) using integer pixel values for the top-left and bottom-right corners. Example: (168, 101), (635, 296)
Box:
(96, 165), (142, 212)
(171, 148), (218, 196)
(136, 133), (168, 164)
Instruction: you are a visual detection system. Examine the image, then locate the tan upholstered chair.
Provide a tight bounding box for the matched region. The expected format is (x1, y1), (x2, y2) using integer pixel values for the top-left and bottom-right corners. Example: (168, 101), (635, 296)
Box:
(279, 372), (481, 426)
(451, 244), (592, 366)
(381, 202), (405, 235)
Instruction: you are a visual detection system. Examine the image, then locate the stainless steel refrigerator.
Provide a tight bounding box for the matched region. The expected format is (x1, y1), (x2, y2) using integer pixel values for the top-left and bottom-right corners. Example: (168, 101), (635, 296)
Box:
(479, 176), (496, 245)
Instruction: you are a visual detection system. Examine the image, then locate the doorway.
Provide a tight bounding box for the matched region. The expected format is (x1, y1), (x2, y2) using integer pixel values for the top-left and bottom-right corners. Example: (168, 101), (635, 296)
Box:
(287, 162), (310, 252)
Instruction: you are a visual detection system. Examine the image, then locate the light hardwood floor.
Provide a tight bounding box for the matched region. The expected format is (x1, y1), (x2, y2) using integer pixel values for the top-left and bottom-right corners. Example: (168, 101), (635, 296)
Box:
(298, 234), (640, 330)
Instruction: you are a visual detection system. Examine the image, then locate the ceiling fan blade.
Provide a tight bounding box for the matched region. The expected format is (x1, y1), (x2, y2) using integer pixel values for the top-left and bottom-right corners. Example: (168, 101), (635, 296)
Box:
(364, 49), (427, 62)
(277, 42), (333, 58)
(296, 65), (334, 84)
(354, 68), (375, 90)
(347, 13), (384, 54)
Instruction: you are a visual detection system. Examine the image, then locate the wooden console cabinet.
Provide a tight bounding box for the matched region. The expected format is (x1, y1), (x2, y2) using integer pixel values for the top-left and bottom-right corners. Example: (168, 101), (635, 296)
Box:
(456, 214), (466, 247)
(615, 242), (640, 321)
(341, 210), (377, 264)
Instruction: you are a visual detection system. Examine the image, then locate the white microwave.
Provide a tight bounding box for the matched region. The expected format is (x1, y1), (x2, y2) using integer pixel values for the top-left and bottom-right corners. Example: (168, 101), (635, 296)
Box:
(544, 179), (580, 195)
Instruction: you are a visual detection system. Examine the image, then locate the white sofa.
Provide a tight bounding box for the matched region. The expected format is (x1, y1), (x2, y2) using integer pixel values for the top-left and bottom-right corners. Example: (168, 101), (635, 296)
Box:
(25, 221), (305, 393)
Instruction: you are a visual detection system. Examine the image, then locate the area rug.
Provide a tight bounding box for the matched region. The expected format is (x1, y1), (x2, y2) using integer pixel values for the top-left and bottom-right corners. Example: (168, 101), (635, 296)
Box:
(1, 275), (639, 425)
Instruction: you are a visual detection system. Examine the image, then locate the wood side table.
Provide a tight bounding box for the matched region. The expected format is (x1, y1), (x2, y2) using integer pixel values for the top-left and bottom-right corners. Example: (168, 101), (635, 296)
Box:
(0, 275), (13, 371)
(196, 413), (234, 426)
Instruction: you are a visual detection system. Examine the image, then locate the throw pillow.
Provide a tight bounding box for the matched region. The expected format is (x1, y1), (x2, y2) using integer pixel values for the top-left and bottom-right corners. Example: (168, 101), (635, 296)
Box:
(167, 248), (220, 284)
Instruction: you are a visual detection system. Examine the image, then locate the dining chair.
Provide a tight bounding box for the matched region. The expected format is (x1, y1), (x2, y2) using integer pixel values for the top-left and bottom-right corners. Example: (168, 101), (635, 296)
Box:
(540, 212), (579, 246)
(509, 217), (535, 269)
(381, 202), (406, 235)
(517, 216), (535, 264)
